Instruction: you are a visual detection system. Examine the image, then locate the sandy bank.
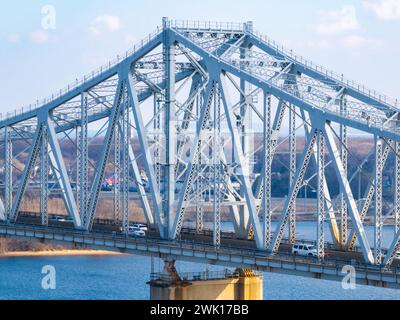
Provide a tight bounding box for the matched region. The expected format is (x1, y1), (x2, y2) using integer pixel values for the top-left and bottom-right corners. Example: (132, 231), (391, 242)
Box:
(0, 249), (124, 258)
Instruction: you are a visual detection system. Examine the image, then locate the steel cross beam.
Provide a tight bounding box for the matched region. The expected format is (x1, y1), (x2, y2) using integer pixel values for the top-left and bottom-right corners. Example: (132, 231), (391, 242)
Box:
(171, 29), (400, 143)
(3, 19), (400, 267)
(86, 78), (124, 230)
(10, 123), (43, 222)
(252, 75), (296, 239)
(84, 82), (155, 228)
(300, 109), (340, 246)
(127, 135), (155, 227)
(270, 131), (317, 252)
(321, 121), (374, 264)
(0, 31), (164, 130)
(348, 141), (392, 251)
(245, 32), (398, 113)
(127, 72), (165, 237)
(46, 116), (82, 228)
(171, 81), (215, 239)
(220, 73), (263, 248)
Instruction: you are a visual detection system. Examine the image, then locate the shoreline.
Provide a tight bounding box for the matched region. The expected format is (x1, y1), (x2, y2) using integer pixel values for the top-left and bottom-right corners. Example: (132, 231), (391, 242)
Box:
(0, 249), (124, 258)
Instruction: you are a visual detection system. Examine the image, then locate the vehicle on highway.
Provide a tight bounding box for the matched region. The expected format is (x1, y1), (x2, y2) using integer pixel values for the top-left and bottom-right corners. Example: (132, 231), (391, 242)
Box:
(292, 244), (318, 257)
(50, 215), (74, 223)
(128, 226), (146, 237)
(131, 223), (148, 232)
(395, 251), (400, 259)
(51, 215), (65, 221)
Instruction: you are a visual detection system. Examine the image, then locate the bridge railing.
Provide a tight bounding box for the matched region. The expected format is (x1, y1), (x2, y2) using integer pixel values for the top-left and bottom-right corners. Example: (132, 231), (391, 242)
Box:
(2, 221), (399, 276)
(169, 19), (244, 33)
(149, 269), (240, 283)
(1, 26), (163, 124)
(17, 212), (364, 255)
(249, 29), (399, 110)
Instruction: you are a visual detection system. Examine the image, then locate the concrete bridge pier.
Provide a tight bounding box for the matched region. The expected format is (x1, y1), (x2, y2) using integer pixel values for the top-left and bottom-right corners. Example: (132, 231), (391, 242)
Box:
(148, 260), (263, 300)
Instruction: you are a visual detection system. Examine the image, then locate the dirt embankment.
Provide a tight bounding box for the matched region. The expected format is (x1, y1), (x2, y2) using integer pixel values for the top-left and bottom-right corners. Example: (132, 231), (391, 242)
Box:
(0, 238), (68, 256)
(0, 239), (123, 257)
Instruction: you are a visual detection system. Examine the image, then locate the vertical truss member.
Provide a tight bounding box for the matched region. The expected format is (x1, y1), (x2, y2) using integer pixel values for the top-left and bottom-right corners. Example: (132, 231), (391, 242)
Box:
(196, 92), (204, 234)
(79, 92), (89, 227)
(4, 127), (13, 221)
(375, 137), (383, 265)
(40, 124), (49, 226)
(172, 81), (215, 239)
(348, 141), (391, 251)
(395, 141), (400, 234)
(263, 92), (272, 248)
(213, 82), (222, 247)
(113, 122), (121, 225)
(122, 90), (131, 234)
(164, 19), (176, 238)
(289, 104), (297, 245)
(317, 130), (325, 259)
(339, 98), (348, 248)
(154, 93), (162, 189)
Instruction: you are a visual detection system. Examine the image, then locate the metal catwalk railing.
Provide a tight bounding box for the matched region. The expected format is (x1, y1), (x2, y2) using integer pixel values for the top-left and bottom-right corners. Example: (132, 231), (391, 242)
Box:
(249, 28), (399, 109)
(0, 26), (163, 123)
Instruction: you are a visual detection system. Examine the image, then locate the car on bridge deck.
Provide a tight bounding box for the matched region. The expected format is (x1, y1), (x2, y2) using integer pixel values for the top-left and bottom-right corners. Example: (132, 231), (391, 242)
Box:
(292, 244), (318, 257)
(50, 215), (73, 223)
(51, 215), (71, 222)
(131, 224), (148, 232)
(128, 226), (146, 237)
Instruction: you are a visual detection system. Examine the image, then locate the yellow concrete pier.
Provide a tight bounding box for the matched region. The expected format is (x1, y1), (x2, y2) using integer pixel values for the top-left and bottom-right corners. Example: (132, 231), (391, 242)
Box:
(148, 263), (263, 300)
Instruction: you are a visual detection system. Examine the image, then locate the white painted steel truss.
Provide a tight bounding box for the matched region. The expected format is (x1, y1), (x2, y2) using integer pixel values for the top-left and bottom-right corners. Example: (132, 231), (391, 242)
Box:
(1, 18), (400, 267)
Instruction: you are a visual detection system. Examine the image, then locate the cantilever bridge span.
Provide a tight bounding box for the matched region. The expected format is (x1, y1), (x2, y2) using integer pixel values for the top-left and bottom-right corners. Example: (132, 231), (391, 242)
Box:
(1, 18), (400, 286)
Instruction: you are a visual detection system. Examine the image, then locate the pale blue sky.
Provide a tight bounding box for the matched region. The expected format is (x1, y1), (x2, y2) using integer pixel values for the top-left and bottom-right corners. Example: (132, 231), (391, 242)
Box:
(0, 0), (399, 114)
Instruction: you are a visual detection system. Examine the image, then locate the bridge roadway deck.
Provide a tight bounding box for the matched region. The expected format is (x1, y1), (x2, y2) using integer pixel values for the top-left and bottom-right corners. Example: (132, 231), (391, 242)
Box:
(0, 218), (399, 289)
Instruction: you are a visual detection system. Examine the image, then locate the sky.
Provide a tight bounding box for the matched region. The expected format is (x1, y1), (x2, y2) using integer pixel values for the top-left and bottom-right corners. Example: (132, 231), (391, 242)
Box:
(0, 0), (399, 116)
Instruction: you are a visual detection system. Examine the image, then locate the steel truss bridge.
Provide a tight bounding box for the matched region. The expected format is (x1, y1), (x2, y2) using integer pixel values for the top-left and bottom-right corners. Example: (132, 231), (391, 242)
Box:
(1, 18), (400, 287)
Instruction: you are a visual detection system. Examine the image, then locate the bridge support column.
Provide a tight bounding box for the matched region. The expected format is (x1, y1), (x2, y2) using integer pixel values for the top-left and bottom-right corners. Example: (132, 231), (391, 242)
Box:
(40, 124), (49, 226)
(149, 261), (263, 300)
(4, 126), (13, 221)
(374, 137), (383, 265)
(212, 83), (222, 247)
(78, 92), (89, 227)
(288, 104), (297, 245)
(317, 130), (325, 259)
(113, 123), (121, 225)
(163, 18), (176, 239)
(339, 97), (348, 249)
(395, 141), (400, 234)
(262, 92), (272, 248)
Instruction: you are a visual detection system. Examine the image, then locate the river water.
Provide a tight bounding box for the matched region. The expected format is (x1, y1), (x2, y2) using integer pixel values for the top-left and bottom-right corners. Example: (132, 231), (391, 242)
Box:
(0, 222), (399, 300)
